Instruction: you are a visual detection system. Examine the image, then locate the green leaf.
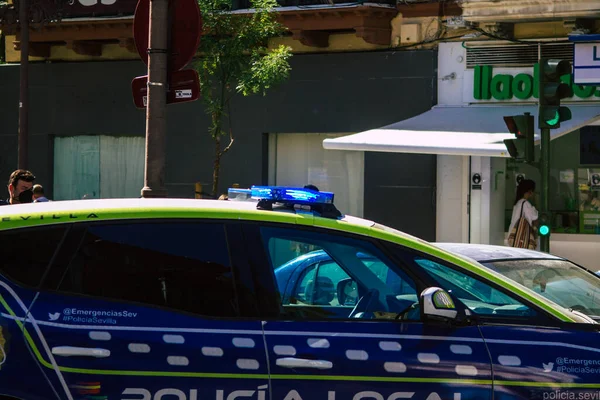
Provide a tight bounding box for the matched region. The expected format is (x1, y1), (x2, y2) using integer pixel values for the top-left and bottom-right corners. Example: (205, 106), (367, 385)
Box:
(193, 0), (292, 194)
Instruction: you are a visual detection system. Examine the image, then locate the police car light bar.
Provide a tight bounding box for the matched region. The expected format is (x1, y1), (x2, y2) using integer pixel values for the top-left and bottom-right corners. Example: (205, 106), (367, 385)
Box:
(227, 185), (341, 219)
(227, 188), (253, 201)
(250, 186), (334, 205)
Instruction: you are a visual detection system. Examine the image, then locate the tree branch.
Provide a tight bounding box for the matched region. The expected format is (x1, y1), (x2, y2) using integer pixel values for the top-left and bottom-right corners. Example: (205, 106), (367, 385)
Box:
(220, 99), (235, 156)
(220, 134), (234, 156)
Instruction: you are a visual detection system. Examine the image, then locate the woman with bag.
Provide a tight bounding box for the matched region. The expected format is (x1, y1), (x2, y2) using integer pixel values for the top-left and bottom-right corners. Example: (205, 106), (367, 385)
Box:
(507, 179), (539, 249)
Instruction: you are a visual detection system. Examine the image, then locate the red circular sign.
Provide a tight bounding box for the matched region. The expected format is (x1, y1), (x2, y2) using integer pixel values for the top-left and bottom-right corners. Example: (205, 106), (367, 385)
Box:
(133, 0), (202, 71)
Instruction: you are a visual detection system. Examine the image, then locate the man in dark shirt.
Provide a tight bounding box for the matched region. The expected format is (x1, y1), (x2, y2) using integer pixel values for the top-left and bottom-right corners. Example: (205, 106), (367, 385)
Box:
(0, 169), (36, 206)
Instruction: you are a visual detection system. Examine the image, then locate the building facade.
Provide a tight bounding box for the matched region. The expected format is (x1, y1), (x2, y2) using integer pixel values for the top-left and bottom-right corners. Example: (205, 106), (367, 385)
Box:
(0, 0), (466, 240)
(326, 38), (600, 269)
(0, 50), (439, 239)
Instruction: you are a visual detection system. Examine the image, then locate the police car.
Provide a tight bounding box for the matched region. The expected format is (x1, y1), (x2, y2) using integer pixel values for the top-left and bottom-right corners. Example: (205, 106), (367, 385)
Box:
(0, 186), (598, 400)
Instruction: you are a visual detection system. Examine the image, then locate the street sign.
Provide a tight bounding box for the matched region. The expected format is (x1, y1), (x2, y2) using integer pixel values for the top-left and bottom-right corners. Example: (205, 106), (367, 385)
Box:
(132, 68), (200, 109)
(573, 42), (600, 85)
(133, 0), (202, 71)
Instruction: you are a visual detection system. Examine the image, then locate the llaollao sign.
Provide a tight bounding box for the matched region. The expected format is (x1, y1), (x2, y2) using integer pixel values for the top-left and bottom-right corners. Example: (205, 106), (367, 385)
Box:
(473, 64), (600, 101)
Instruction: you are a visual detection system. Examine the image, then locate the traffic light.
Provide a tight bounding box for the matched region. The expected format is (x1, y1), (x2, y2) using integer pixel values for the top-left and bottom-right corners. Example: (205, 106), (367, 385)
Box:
(503, 112), (534, 162)
(538, 59), (573, 129)
(538, 212), (551, 237)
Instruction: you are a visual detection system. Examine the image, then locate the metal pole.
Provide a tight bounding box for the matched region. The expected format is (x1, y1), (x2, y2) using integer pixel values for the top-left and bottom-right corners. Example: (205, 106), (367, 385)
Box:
(540, 127), (550, 253)
(17, 0), (29, 170)
(141, 0), (169, 198)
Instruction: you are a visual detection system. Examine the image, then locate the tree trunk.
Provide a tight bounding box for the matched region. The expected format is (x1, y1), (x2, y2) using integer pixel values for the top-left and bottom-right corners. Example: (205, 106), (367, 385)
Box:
(212, 133), (221, 198)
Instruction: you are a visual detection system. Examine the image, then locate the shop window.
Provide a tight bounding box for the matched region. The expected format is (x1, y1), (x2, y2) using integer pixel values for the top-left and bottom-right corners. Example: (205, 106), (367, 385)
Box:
(578, 127), (600, 234)
(580, 126), (600, 166)
(504, 128), (600, 235)
(577, 168), (600, 234)
(504, 131), (580, 234)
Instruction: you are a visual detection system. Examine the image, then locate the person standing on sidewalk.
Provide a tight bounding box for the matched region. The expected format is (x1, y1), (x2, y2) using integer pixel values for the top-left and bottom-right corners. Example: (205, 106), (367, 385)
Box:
(0, 169), (36, 206)
(506, 178), (539, 249)
(32, 184), (49, 202)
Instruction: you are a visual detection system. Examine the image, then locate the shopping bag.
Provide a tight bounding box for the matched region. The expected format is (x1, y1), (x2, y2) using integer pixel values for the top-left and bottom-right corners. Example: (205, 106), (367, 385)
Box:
(507, 203), (537, 249)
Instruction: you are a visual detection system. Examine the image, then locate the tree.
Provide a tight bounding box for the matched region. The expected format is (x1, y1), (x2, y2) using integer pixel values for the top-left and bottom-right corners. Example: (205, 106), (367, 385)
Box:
(195, 0), (291, 197)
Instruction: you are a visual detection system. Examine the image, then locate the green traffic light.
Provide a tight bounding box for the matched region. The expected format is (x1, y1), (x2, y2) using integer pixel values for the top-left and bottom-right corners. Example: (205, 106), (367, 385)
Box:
(540, 106), (572, 129)
(539, 225), (550, 236)
(545, 111), (560, 126)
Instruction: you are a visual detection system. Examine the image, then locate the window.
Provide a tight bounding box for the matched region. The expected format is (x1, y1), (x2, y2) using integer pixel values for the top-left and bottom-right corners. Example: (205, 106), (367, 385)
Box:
(415, 257), (535, 318)
(51, 222), (239, 317)
(0, 226), (69, 287)
(483, 259), (600, 316)
(504, 129), (599, 235)
(290, 261), (352, 307)
(264, 228), (418, 320)
(293, 264), (317, 304)
(580, 126), (600, 166)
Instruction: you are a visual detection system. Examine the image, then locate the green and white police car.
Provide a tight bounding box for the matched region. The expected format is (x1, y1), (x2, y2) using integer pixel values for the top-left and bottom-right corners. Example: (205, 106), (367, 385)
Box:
(0, 186), (598, 400)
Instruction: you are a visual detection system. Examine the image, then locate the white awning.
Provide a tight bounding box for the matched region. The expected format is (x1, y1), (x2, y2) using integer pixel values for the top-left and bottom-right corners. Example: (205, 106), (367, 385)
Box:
(323, 105), (600, 157)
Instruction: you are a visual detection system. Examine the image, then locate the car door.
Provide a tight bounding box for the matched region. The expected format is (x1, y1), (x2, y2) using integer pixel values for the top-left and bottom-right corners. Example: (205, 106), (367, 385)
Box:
(20, 220), (269, 400)
(244, 223), (493, 400)
(0, 224), (74, 400)
(403, 254), (600, 400)
(480, 323), (600, 400)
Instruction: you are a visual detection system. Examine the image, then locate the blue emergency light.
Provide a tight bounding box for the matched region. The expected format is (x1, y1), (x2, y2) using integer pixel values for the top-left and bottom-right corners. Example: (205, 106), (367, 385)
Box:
(226, 185), (341, 218)
(250, 186), (334, 205)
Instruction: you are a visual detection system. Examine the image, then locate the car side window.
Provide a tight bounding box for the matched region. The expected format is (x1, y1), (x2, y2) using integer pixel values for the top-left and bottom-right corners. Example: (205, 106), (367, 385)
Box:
(263, 228), (418, 320)
(292, 264), (317, 304)
(312, 262), (352, 306)
(0, 225), (70, 287)
(50, 222), (240, 317)
(291, 261), (352, 307)
(415, 257), (536, 318)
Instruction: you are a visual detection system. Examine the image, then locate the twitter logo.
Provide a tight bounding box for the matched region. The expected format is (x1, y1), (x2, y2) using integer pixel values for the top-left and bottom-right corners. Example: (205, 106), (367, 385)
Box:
(48, 312), (61, 321)
(542, 362), (554, 372)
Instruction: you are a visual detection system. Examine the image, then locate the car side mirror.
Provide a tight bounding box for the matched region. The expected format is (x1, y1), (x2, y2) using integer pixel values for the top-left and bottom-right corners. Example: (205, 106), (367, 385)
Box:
(420, 287), (458, 321)
(337, 278), (358, 306)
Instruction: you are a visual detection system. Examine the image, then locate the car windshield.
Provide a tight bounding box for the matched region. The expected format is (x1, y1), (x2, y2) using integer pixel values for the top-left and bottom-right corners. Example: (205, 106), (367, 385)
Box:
(482, 259), (600, 318)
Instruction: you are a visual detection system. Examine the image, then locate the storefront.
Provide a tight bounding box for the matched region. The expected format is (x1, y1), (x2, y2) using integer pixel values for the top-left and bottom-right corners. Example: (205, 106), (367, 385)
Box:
(324, 41), (600, 270)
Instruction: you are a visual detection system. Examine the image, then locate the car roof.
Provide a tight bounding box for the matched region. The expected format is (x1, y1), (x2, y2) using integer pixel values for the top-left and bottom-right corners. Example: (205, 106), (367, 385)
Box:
(1, 198), (258, 215)
(0, 197), (360, 221)
(0, 198), (451, 259)
(434, 242), (564, 263)
(0, 197), (380, 238)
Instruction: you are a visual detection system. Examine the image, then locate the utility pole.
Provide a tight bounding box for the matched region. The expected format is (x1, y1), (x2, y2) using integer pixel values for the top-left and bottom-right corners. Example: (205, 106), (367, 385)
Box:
(17, 0), (29, 170)
(539, 127), (550, 252)
(141, 0), (169, 198)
